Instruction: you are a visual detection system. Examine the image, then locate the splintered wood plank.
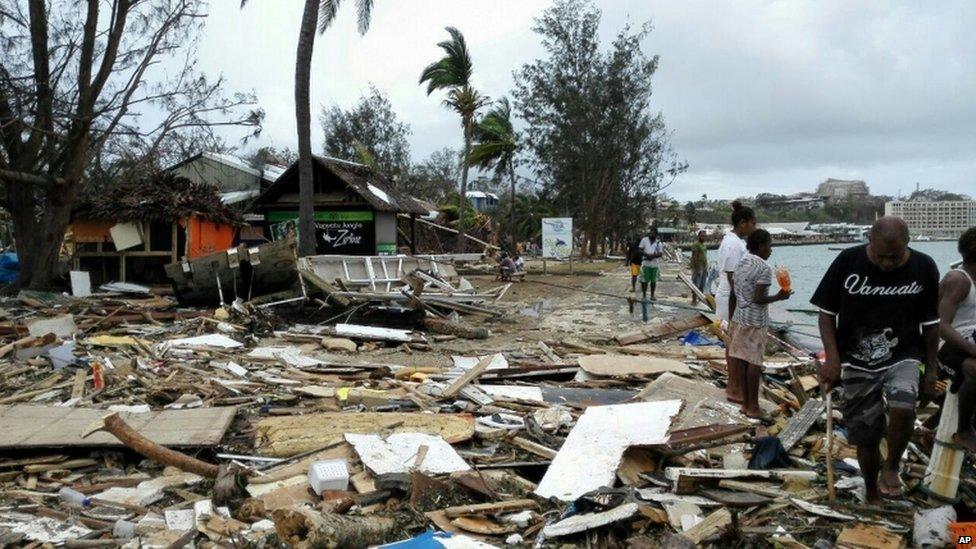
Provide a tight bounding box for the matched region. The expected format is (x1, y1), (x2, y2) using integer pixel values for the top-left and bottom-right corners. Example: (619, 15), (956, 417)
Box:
(680, 508), (732, 545)
(835, 523), (902, 549)
(652, 424), (751, 454)
(577, 354), (692, 377)
(443, 499), (538, 519)
(70, 369), (87, 400)
(0, 405), (236, 449)
(779, 398), (826, 451)
(254, 412), (475, 457)
(637, 372), (777, 429)
(510, 437), (557, 460)
(440, 355), (494, 399)
(617, 448), (657, 486)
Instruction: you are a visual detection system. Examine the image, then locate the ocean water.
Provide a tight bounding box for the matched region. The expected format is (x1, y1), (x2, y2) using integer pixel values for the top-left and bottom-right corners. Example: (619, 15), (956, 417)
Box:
(708, 240), (961, 348)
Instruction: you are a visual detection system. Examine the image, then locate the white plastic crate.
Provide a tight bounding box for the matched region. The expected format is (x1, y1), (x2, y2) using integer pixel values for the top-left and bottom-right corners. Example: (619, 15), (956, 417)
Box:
(308, 459), (349, 495)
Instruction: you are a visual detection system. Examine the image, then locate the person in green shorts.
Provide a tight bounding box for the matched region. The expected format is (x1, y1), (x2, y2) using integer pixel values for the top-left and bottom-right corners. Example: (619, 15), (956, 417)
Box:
(638, 227), (663, 300)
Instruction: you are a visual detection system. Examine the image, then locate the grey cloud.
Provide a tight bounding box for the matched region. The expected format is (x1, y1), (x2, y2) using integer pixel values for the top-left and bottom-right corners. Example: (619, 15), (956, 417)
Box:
(196, 0), (976, 201)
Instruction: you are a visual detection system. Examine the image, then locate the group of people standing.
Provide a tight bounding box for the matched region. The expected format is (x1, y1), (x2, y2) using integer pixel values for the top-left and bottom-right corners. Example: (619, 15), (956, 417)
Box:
(714, 201), (793, 420)
(710, 200), (976, 505)
(626, 228), (664, 300)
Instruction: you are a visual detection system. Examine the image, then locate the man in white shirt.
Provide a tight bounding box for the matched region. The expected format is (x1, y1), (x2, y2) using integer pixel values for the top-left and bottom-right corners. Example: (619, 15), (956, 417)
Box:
(638, 228), (663, 300)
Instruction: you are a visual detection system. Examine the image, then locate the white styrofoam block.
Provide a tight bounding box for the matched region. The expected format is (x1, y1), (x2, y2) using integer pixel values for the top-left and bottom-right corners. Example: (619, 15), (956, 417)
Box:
(308, 459), (349, 495)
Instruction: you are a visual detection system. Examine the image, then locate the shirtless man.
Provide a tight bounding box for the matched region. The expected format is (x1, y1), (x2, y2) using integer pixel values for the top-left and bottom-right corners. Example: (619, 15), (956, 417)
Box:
(938, 227), (976, 451)
(812, 217), (940, 503)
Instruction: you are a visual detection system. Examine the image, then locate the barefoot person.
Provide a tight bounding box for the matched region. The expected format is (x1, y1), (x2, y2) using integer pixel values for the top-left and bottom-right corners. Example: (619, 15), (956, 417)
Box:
(638, 227), (663, 301)
(938, 227), (976, 452)
(812, 217), (940, 503)
(728, 229), (792, 420)
(716, 201), (758, 403)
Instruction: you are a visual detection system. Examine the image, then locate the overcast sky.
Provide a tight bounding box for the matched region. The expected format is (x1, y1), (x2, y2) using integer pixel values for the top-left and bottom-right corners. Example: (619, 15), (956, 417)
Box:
(198, 0), (976, 201)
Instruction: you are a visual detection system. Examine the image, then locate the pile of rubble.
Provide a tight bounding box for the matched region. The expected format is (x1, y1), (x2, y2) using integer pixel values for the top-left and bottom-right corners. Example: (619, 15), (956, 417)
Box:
(0, 262), (972, 548)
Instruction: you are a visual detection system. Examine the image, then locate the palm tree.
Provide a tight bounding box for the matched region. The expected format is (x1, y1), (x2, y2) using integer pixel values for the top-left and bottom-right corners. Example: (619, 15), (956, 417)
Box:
(242, 0), (374, 257)
(419, 27), (489, 253)
(469, 97), (518, 250)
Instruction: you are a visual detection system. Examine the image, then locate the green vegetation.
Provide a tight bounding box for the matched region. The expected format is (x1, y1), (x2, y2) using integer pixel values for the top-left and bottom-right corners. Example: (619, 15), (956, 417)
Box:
(420, 27), (491, 252)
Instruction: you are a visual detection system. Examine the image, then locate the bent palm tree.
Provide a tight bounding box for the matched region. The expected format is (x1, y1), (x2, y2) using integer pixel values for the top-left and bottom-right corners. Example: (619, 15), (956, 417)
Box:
(420, 27), (488, 253)
(243, 0), (374, 256)
(469, 97), (518, 249)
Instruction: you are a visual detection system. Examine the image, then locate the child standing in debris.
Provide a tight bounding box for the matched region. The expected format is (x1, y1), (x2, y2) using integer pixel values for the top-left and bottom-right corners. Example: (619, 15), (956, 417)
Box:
(938, 227), (976, 452)
(717, 200), (758, 403)
(728, 229), (791, 420)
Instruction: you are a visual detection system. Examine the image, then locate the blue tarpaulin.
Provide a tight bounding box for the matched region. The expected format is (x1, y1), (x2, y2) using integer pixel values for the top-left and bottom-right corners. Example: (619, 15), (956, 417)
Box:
(0, 252), (18, 284)
(378, 530), (497, 548)
(681, 330), (723, 347)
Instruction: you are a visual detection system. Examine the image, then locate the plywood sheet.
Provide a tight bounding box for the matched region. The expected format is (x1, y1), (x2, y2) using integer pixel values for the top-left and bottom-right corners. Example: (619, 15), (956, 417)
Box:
(254, 412), (475, 457)
(0, 405), (236, 449)
(636, 372), (776, 429)
(578, 354), (692, 377)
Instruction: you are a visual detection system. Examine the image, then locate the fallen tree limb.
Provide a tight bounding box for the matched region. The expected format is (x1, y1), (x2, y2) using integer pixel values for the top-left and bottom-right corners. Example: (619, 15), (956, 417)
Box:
(422, 317), (489, 340)
(81, 412), (220, 478)
(273, 507), (398, 549)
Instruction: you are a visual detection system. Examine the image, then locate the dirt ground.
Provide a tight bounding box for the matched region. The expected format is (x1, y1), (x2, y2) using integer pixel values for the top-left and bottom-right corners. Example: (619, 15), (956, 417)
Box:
(375, 260), (700, 370)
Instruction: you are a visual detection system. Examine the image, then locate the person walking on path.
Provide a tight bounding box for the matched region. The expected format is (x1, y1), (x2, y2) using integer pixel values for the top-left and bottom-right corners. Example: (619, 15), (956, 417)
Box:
(626, 236), (643, 293)
(690, 230), (709, 305)
(812, 216), (940, 503)
(638, 228), (663, 300)
(717, 201), (758, 404)
(938, 227), (976, 452)
(728, 229), (792, 420)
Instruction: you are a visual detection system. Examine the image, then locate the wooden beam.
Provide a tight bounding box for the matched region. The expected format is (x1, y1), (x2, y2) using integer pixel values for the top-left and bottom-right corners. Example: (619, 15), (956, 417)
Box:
(443, 499), (538, 519)
(680, 508), (732, 545)
(510, 437), (558, 459)
(439, 355), (494, 399)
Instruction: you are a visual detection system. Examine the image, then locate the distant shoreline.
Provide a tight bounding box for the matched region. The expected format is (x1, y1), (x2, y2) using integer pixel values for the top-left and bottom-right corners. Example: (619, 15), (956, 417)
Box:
(677, 238), (859, 251)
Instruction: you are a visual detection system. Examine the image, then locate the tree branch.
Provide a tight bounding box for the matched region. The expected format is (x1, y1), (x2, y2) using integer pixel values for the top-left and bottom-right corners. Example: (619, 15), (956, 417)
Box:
(23, 0), (54, 164)
(0, 167), (61, 186)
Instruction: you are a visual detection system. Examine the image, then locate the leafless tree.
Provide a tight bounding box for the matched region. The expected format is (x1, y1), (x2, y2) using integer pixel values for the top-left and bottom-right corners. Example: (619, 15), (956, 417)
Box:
(0, 0), (262, 288)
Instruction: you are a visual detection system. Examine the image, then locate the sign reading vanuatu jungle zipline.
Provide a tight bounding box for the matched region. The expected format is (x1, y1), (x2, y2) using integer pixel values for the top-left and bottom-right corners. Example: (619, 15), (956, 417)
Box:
(268, 211), (375, 255)
(542, 217), (573, 259)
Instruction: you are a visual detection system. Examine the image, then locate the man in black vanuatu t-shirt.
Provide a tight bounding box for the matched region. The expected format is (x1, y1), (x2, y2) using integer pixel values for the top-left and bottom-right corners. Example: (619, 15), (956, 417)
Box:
(811, 216), (940, 504)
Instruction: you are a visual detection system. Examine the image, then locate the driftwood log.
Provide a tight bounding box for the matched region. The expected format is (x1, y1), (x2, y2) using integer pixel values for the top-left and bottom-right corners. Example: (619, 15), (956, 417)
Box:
(82, 412), (220, 478)
(272, 507), (398, 549)
(422, 317), (489, 340)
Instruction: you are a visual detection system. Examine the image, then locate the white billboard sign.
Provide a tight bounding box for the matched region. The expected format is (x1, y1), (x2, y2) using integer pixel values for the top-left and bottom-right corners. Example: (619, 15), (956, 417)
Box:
(542, 217), (573, 259)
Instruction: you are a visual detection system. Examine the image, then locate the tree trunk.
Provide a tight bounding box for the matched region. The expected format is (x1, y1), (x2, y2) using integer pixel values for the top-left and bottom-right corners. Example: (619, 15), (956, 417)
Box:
(294, 0), (319, 258)
(8, 184), (73, 290)
(457, 117), (472, 253)
(508, 160), (517, 252)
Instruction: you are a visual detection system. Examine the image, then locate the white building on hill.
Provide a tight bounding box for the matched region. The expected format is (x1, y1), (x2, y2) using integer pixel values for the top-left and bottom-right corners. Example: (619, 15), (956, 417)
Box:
(885, 200), (976, 239)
